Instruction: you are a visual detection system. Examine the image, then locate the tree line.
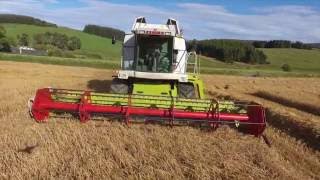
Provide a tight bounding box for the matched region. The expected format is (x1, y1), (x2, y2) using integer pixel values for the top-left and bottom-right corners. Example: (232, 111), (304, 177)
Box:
(307, 43), (320, 49)
(187, 39), (268, 64)
(83, 24), (125, 41)
(0, 14), (57, 27)
(33, 32), (81, 50)
(252, 40), (312, 49)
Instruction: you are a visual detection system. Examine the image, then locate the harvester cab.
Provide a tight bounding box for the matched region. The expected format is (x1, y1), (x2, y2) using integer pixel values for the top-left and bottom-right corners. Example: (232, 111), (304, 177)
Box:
(29, 17), (266, 137)
(121, 17), (185, 76)
(113, 17), (203, 99)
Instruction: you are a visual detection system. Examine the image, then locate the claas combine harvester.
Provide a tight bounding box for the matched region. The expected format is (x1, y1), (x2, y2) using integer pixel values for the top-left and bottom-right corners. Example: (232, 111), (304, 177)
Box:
(29, 17), (266, 136)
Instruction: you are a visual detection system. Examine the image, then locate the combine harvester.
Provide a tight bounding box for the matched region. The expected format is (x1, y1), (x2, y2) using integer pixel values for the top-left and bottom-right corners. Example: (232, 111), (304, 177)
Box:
(29, 17), (266, 136)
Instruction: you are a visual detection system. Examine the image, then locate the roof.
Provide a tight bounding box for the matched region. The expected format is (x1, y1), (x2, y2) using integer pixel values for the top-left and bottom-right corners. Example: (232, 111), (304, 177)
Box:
(131, 17), (181, 37)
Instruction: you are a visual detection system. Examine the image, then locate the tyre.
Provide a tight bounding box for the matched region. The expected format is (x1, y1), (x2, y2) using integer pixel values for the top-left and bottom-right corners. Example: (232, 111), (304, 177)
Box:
(110, 78), (129, 94)
(178, 83), (196, 98)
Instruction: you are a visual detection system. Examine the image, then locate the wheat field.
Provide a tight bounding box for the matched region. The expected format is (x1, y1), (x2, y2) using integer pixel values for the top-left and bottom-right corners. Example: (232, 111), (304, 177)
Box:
(0, 61), (319, 179)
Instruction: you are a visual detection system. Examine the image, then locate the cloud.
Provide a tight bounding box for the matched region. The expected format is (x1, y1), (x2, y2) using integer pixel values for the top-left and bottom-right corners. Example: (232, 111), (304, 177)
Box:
(176, 3), (320, 42)
(0, 0), (319, 42)
(255, 5), (318, 15)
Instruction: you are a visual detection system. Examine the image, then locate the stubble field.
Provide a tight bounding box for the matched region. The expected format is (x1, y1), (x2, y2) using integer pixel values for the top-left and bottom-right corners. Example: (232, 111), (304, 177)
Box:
(0, 61), (319, 179)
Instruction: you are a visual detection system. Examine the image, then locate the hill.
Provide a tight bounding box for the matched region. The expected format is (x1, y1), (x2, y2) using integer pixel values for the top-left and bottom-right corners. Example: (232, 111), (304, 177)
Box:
(260, 48), (320, 73)
(0, 14), (57, 27)
(1, 23), (121, 60)
(1, 23), (320, 76)
(198, 48), (320, 76)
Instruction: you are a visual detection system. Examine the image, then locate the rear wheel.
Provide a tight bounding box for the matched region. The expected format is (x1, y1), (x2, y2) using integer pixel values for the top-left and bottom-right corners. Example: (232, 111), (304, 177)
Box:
(178, 83), (196, 99)
(110, 78), (129, 94)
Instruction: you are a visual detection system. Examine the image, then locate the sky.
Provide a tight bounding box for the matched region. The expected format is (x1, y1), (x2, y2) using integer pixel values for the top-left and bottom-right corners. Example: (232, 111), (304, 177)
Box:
(0, 0), (320, 42)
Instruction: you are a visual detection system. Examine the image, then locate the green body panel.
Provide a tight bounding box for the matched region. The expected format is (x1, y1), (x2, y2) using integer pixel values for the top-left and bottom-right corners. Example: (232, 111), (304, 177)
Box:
(187, 74), (205, 99)
(129, 74), (205, 99)
(132, 82), (177, 97)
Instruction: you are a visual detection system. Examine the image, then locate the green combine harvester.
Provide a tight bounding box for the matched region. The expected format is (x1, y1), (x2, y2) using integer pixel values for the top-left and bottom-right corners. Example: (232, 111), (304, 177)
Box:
(29, 17), (266, 136)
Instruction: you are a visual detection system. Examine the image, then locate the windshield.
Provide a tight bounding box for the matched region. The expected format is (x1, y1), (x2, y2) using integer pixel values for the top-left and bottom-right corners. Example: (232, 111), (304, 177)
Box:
(135, 35), (173, 73)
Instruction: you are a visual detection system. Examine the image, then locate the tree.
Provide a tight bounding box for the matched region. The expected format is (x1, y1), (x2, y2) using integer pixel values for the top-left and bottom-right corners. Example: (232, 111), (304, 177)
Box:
(17, 33), (30, 46)
(256, 50), (267, 64)
(0, 38), (11, 52)
(33, 32), (81, 51)
(281, 64), (291, 72)
(33, 33), (45, 45)
(0, 25), (11, 52)
(265, 40), (291, 48)
(292, 41), (312, 50)
(188, 39), (198, 51)
(7, 37), (17, 47)
(252, 41), (266, 48)
(52, 33), (68, 49)
(67, 36), (81, 50)
(0, 26), (6, 38)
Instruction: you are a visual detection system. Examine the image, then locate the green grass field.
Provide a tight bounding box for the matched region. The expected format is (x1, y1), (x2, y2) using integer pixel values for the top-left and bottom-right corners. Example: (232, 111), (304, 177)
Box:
(198, 48), (320, 76)
(1, 23), (320, 77)
(1, 23), (121, 60)
(260, 48), (320, 73)
(0, 53), (119, 69)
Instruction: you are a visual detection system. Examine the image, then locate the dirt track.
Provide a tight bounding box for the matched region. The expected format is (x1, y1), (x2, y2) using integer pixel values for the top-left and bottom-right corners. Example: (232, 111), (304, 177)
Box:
(0, 61), (319, 179)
